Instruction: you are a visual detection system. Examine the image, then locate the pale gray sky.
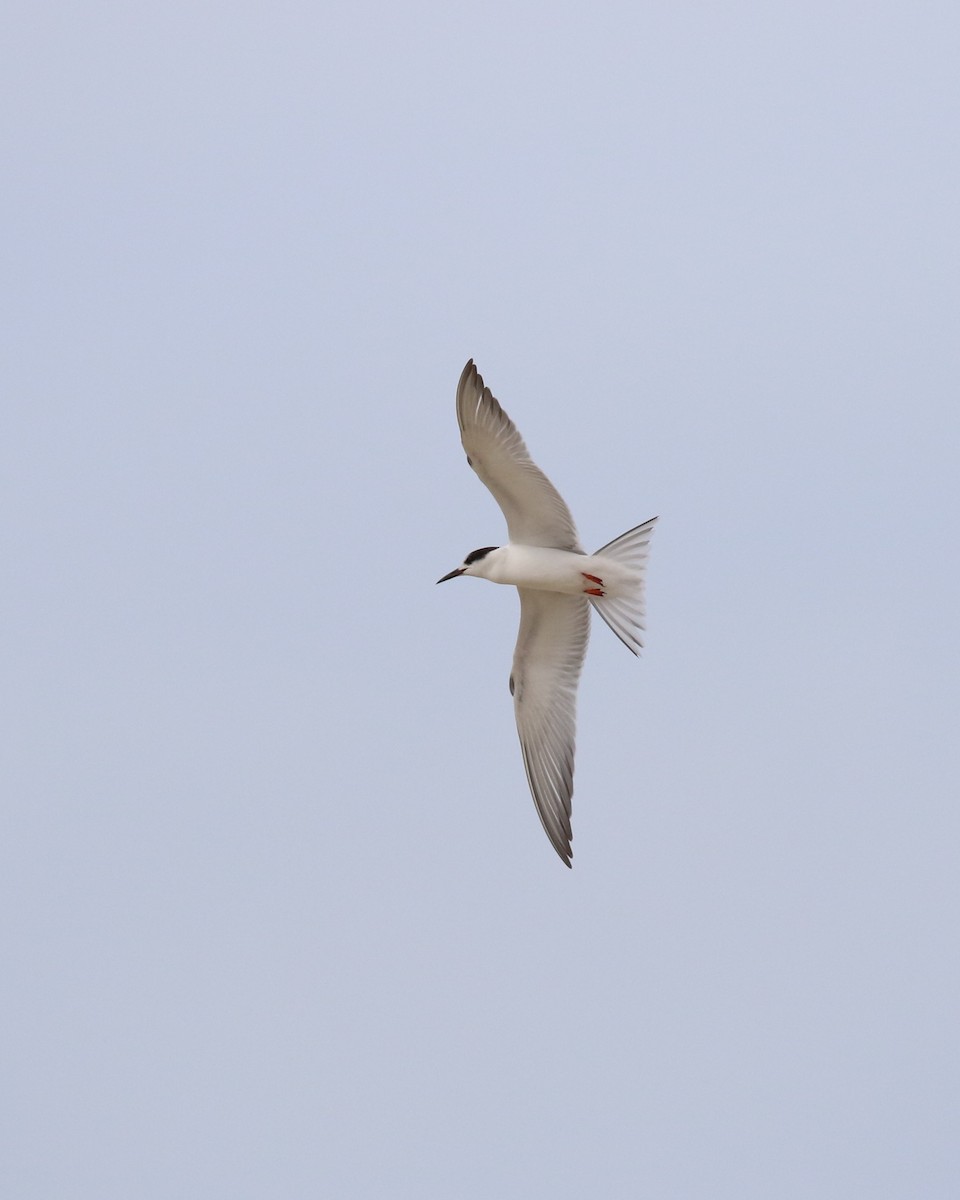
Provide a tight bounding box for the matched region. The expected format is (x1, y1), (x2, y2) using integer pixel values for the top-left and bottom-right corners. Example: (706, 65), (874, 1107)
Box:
(3, 2), (959, 1197)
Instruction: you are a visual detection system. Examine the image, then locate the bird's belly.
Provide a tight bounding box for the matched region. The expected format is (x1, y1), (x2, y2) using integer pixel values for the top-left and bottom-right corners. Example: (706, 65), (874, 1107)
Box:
(491, 546), (609, 594)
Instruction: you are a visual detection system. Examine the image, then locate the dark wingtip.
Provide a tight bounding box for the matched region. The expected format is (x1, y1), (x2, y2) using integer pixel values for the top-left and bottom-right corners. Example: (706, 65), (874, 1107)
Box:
(554, 842), (573, 868)
(457, 358), (477, 391)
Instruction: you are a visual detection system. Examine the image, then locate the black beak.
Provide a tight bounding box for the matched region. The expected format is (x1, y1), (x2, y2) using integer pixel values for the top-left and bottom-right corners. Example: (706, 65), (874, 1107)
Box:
(436, 567), (465, 584)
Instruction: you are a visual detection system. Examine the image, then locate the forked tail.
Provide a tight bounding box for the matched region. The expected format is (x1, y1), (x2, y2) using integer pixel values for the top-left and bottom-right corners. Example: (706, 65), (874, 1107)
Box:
(588, 516), (659, 655)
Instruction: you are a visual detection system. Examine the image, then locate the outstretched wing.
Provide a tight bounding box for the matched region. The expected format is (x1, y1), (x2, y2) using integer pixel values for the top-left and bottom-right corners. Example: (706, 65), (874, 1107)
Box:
(457, 360), (582, 551)
(510, 589), (590, 866)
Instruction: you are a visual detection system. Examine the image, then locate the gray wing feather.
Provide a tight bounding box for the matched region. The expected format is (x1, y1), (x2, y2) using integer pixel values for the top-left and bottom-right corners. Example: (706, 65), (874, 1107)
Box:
(457, 360), (582, 551)
(511, 589), (590, 866)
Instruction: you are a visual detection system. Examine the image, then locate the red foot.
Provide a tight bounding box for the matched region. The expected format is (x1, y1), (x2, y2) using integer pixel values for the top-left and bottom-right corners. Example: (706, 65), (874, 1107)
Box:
(582, 572), (603, 585)
(584, 587), (605, 597)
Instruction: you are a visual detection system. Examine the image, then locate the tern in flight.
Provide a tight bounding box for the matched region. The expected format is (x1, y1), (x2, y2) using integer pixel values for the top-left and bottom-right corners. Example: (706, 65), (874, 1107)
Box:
(438, 359), (658, 867)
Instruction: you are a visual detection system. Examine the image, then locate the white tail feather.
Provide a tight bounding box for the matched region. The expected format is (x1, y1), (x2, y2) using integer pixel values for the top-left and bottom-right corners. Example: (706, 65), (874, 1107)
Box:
(588, 516), (658, 655)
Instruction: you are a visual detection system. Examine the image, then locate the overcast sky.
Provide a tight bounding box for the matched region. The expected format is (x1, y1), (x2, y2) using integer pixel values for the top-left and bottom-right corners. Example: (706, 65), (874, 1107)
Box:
(3, 2), (959, 1197)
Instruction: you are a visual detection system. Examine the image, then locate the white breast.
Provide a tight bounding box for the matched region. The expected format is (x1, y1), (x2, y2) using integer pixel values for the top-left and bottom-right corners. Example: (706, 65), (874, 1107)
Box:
(485, 544), (639, 597)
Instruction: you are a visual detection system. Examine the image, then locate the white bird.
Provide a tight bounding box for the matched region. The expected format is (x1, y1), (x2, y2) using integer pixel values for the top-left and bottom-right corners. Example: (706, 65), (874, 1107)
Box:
(438, 359), (658, 867)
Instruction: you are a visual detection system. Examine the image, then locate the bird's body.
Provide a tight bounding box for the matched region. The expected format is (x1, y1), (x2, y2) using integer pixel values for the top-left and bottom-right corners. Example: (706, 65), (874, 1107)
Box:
(454, 544), (643, 597)
(438, 359), (658, 867)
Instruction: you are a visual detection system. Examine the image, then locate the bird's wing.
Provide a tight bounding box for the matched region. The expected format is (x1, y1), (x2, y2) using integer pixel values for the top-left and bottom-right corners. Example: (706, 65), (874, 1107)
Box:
(510, 589), (590, 866)
(457, 359), (582, 551)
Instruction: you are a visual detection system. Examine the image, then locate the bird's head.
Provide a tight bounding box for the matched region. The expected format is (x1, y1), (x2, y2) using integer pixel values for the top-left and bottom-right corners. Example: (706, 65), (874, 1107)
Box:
(436, 545), (500, 584)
